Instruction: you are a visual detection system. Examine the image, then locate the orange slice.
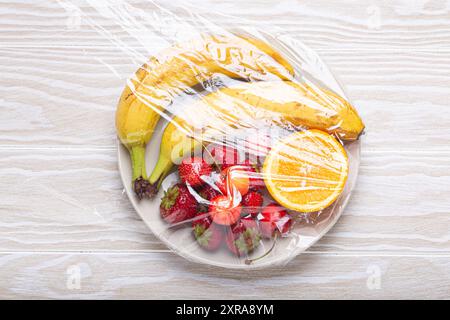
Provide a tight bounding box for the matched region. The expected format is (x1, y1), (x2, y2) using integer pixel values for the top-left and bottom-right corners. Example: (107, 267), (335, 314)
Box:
(263, 129), (349, 212)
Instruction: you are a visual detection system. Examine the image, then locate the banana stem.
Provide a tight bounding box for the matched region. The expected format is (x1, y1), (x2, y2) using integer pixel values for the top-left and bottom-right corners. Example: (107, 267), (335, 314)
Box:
(156, 165), (174, 190)
(130, 145), (147, 181)
(149, 155), (173, 185)
(130, 145), (157, 199)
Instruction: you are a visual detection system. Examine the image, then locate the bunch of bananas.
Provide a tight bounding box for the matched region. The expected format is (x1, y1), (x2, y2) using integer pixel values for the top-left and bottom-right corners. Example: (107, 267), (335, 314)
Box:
(115, 33), (364, 199)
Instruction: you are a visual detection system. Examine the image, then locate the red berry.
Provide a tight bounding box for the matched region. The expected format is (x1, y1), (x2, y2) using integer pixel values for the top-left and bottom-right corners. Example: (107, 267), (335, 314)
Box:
(192, 212), (212, 233)
(215, 171), (227, 195)
(259, 203), (293, 238)
(241, 215), (259, 229)
(197, 224), (223, 251)
(216, 166), (250, 197)
(192, 213), (222, 251)
(179, 156), (212, 187)
(209, 195), (242, 226)
(226, 216), (261, 256)
(160, 183), (197, 224)
(241, 191), (264, 217)
(196, 185), (222, 213)
(198, 185), (221, 201)
(241, 160), (265, 191)
(205, 144), (239, 170)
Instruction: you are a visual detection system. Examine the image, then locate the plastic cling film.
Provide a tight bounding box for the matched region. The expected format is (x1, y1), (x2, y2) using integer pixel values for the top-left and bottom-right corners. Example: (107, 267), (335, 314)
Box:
(91, 1), (369, 269)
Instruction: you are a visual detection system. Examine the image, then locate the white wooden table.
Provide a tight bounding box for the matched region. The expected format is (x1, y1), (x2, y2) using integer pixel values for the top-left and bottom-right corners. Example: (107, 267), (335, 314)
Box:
(1, 0), (450, 299)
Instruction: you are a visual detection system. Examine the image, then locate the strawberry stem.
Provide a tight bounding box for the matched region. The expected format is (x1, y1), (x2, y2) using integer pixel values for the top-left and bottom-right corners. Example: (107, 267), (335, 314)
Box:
(245, 233), (278, 265)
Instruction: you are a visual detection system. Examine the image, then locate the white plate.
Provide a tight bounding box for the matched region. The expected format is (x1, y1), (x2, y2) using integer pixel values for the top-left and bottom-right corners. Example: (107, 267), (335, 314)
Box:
(118, 125), (361, 270)
(117, 32), (361, 269)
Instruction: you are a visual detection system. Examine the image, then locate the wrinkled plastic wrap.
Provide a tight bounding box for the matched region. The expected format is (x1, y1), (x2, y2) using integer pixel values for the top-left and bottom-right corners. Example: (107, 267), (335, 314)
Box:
(110, 2), (365, 269)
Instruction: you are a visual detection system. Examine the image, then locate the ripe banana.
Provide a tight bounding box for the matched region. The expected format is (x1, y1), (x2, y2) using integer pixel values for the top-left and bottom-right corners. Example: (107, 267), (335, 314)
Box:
(149, 80), (365, 187)
(116, 34), (295, 199)
(148, 105), (227, 189)
(206, 80), (365, 140)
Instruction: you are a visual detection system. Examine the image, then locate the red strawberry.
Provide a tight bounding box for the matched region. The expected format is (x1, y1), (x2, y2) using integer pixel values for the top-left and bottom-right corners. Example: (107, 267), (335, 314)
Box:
(241, 191), (264, 217)
(199, 185), (221, 201)
(226, 216), (261, 256)
(196, 185), (221, 213)
(259, 203), (293, 238)
(179, 156), (212, 187)
(215, 171), (227, 195)
(192, 212), (222, 251)
(209, 195), (242, 226)
(216, 166), (249, 197)
(205, 144), (239, 170)
(192, 212), (212, 232)
(241, 159), (265, 191)
(160, 183), (197, 224)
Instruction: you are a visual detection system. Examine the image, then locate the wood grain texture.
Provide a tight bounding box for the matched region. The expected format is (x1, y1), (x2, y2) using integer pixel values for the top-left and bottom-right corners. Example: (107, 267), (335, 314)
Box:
(0, 0), (450, 299)
(1, 252), (450, 299)
(1, 148), (449, 254)
(2, 0), (450, 49)
(1, 47), (449, 150)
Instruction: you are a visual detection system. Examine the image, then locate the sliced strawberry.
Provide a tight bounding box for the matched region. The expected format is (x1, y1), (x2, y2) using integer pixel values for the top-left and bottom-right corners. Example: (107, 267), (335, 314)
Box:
(259, 203), (293, 238)
(216, 165), (249, 197)
(241, 160), (265, 191)
(241, 191), (264, 217)
(196, 185), (221, 213)
(215, 171), (227, 195)
(198, 185), (221, 201)
(209, 195), (241, 226)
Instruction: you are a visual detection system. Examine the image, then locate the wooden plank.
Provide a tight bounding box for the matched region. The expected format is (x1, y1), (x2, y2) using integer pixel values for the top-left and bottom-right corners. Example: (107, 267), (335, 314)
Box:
(0, 148), (449, 254)
(1, 0), (450, 49)
(0, 252), (449, 299)
(1, 0), (450, 299)
(0, 148), (161, 251)
(1, 47), (449, 150)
